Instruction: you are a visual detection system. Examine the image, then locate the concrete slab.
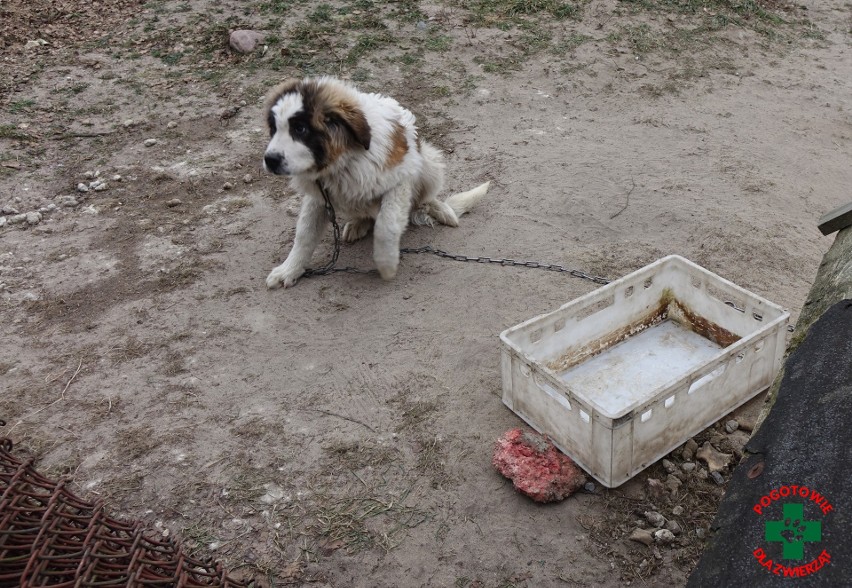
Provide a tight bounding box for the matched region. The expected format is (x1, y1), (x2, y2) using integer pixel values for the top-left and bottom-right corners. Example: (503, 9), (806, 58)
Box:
(688, 300), (852, 586)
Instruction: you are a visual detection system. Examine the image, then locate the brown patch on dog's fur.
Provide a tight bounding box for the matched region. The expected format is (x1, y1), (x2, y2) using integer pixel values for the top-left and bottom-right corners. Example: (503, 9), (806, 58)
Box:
(385, 122), (408, 169)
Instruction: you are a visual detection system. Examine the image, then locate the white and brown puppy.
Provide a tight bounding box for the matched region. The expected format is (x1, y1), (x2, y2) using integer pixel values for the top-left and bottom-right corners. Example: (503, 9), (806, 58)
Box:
(262, 76), (489, 289)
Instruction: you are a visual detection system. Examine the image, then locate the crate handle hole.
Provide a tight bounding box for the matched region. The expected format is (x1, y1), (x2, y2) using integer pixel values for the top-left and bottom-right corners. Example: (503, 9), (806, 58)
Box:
(529, 328), (543, 343)
(641, 409), (653, 423)
(664, 396), (675, 408)
(553, 318), (566, 332)
(736, 351), (745, 363)
(753, 312), (763, 321)
(535, 375), (572, 411)
(625, 285), (634, 298)
(755, 340), (765, 353)
(691, 277), (702, 289)
(688, 364), (726, 395)
(643, 277), (653, 289)
(520, 364), (531, 377)
(579, 410), (590, 423)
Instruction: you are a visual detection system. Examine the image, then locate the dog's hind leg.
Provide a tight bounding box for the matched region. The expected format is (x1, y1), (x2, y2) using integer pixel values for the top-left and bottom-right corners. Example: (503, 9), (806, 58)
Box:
(342, 217), (374, 242)
(412, 141), (459, 227)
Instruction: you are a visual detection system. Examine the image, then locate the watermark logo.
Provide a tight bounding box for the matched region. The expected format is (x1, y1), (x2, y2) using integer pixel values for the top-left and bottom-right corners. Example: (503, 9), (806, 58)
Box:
(752, 485), (832, 578)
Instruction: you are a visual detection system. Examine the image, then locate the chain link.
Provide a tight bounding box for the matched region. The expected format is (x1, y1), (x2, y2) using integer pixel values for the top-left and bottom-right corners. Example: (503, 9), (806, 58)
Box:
(303, 182), (610, 284)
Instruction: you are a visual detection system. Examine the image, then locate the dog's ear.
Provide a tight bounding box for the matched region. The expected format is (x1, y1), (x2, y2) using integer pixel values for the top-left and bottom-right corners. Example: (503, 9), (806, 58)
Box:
(263, 79), (301, 134)
(328, 102), (371, 151)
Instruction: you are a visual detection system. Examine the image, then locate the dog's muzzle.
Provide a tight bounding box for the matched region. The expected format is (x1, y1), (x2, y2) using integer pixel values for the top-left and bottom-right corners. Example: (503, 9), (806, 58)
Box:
(263, 152), (289, 175)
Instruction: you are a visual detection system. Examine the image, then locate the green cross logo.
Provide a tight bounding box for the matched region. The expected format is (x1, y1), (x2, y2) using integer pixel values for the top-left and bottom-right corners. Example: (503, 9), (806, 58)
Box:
(765, 503), (822, 560)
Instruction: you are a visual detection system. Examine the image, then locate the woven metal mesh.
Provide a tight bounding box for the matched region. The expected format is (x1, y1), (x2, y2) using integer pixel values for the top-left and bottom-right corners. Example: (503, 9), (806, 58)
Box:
(0, 438), (253, 587)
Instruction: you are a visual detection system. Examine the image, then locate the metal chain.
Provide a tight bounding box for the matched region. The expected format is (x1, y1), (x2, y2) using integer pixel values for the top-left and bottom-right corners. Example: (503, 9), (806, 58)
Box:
(303, 182), (611, 284)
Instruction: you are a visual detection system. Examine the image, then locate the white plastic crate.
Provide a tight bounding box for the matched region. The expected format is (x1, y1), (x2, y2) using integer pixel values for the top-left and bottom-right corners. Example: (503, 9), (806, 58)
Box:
(499, 255), (789, 488)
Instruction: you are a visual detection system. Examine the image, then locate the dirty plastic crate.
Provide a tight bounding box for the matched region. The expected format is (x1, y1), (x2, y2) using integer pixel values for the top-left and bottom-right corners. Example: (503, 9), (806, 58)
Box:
(499, 255), (789, 488)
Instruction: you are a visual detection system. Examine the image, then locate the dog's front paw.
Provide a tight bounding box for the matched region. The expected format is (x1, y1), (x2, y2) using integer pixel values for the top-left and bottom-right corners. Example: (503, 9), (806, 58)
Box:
(376, 263), (398, 281)
(266, 263), (304, 289)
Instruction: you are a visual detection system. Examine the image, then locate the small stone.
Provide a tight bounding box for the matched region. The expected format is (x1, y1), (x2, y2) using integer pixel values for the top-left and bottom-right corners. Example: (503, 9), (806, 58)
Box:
(654, 529), (676, 544)
(92, 182), (108, 192)
(77, 183), (90, 193)
(59, 197), (79, 208)
(696, 442), (732, 473)
(81, 118), (93, 126)
(1, 206), (19, 215)
(696, 528), (706, 539)
(222, 182), (234, 190)
(629, 528), (654, 546)
(0, 217), (6, 227)
(167, 121), (178, 129)
(681, 462), (696, 473)
(665, 474), (682, 494)
(672, 505), (684, 517)
(123, 119), (135, 127)
(584, 481), (596, 493)
(725, 419), (739, 434)
(646, 478), (666, 501)
(710, 471), (725, 485)
(83, 170), (97, 179)
(644, 511), (666, 528)
(662, 459), (676, 474)
(665, 520), (682, 535)
(82, 205), (99, 215)
(166, 198), (183, 207)
(112, 174), (122, 182)
(682, 438), (698, 461)
(45, 203), (56, 211)
(144, 138), (158, 147)
(695, 467), (709, 481)
(229, 29), (265, 54)
(243, 173), (253, 184)
(8, 213), (27, 224)
(415, 21), (429, 32)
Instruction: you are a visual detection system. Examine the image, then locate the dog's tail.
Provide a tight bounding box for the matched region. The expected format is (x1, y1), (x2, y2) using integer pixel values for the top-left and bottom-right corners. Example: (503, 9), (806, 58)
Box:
(445, 181), (490, 218)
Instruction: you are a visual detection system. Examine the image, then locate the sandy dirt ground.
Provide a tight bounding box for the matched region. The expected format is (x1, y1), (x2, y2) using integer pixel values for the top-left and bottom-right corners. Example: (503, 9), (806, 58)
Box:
(1, 0), (850, 586)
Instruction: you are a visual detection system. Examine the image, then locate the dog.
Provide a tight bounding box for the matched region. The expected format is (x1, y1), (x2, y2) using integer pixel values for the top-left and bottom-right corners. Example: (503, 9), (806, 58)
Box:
(262, 76), (489, 289)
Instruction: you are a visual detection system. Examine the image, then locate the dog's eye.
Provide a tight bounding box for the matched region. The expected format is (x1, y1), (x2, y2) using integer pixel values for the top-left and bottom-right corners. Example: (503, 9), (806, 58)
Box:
(292, 121), (309, 137)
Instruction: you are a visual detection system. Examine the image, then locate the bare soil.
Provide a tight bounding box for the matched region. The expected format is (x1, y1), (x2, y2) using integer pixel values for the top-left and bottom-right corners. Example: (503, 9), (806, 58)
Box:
(1, 0), (850, 586)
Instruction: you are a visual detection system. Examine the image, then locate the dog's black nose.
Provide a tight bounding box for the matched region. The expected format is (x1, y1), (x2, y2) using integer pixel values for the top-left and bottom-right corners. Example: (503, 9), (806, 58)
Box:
(264, 153), (286, 174)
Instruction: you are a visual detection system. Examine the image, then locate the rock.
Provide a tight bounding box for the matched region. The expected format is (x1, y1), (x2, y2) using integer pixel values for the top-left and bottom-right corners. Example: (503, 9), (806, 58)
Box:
(644, 511), (666, 528)
(662, 459), (676, 474)
(167, 121), (178, 129)
(77, 183), (90, 192)
(8, 214), (27, 224)
(123, 119), (135, 128)
(0, 217), (6, 227)
(112, 174), (122, 182)
(665, 474), (682, 494)
(629, 528), (654, 546)
(696, 528), (706, 539)
(91, 181), (108, 192)
(725, 419), (739, 434)
(492, 428), (586, 503)
(671, 505), (684, 517)
(229, 30), (265, 54)
(695, 467), (709, 481)
(58, 197), (79, 208)
(696, 442), (732, 473)
(243, 174), (253, 184)
(584, 481), (596, 493)
(25, 212), (42, 225)
(681, 462), (696, 473)
(222, 182), (234, 190)
(654, 529), (676, 544)
(665, 519), (682, 535)
(646, 478), (666, 501)
(82, 205), (99, 215)
(83, 170), (98, 179)
(1, 206), (19, 215)
(710, 471), (725, 485)
(166, 198), (183, 207)
(681, 438), (698, 461)
(144, 138), (158, 147)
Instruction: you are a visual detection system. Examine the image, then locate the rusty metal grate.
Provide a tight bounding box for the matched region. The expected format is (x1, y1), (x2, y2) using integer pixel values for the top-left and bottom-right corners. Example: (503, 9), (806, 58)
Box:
(0, 437), (253, 587)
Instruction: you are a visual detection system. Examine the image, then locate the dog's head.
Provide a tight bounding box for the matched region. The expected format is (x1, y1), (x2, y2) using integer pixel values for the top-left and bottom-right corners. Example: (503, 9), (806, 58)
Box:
(262, 77), (371, 176)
